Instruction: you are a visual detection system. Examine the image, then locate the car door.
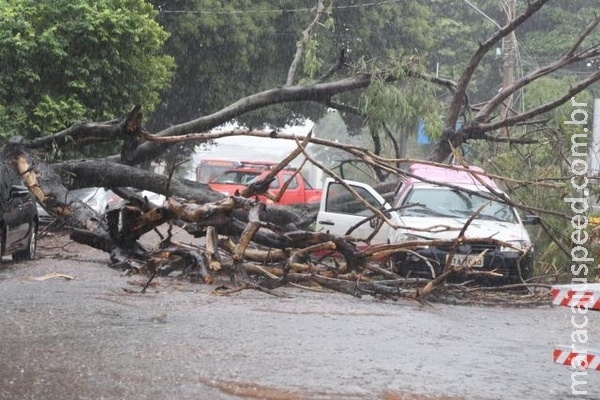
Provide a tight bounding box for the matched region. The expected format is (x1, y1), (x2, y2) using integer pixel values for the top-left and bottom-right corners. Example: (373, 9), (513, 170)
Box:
(0, 162), (32, 252)
(315, 178), (392, 245)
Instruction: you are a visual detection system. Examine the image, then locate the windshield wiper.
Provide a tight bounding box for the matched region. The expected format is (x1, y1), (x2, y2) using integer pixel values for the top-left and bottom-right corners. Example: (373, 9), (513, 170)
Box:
(406, 205), (454, 218)
(476, 214), (506, 222)
(452, 189), (473, 208)
(449, 208), (508, 222)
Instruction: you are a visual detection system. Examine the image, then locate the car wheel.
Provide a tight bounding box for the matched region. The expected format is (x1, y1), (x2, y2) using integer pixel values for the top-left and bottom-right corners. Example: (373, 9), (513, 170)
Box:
(516, 258), (533, 282)
(12, 223), (37, 261)
(393, 253), (411, 278)
(396, 263), (411, 278)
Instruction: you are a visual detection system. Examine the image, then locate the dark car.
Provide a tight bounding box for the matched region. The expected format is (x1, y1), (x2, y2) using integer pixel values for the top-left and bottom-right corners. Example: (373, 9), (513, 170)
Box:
(0, 160), (38, 261)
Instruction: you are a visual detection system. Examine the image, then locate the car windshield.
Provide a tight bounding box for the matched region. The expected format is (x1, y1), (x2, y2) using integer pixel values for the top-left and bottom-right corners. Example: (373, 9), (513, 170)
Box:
(400, 187), (517, 223)
(212, 171), (261, 185)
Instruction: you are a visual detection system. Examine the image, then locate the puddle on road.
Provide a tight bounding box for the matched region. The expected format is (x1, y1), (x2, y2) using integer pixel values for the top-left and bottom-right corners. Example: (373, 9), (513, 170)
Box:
(199, 377), (465, 400)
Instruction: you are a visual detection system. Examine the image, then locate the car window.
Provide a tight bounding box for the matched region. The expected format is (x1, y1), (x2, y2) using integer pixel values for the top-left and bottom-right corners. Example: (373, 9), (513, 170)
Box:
(401, 187), (517, 223)
(213, 171), (261, 184)
(245, 173), (280, 189)
(268, 177), (280, 189)
(325, 182), (381, 216)
(281, 173), (298, 189)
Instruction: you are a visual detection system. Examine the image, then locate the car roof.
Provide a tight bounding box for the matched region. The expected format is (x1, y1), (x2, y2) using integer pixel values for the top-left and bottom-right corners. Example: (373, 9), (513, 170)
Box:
(405, 163), (499, 189)
(224, 160), (297, 173)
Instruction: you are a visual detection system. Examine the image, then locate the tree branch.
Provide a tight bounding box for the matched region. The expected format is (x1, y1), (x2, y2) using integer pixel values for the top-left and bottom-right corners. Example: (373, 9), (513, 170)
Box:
(445, 0), (550, 132)
(475, 69), (600, 132)
(476, 15), (600, 121)
(315, 48), (347, 83)
(285, 0), (329, 86)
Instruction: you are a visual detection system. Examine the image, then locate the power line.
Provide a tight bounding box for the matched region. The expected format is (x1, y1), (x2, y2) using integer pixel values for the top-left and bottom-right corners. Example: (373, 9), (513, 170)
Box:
(460, 0), (502, 29)
(159, 0), (404, 15)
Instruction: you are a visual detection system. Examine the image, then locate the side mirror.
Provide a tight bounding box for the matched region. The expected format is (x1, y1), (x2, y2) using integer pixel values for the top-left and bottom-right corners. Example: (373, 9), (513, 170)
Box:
(369, 217), (380, 228)
(522, 214), (541, 225)
(370, 206), (391, 228)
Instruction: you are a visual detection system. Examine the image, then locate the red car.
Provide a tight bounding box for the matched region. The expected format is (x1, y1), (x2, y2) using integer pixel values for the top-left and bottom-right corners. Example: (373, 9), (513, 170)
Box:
(208, 161), (322, 205)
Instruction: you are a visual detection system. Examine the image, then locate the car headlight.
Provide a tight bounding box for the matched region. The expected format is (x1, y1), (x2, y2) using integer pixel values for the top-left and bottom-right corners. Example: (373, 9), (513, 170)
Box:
(393, 232), (430, 248)
(396, 233), (423, 242)
(500, 240), (532, 253)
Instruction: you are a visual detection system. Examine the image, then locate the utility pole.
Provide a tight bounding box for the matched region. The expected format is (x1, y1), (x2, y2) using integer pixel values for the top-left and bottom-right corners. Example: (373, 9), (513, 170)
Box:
(500, 0), (517, 137)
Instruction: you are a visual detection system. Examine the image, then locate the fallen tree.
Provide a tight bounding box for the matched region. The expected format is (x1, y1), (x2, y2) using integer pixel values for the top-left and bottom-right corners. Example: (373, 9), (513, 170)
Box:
(3, 133), (558, 304)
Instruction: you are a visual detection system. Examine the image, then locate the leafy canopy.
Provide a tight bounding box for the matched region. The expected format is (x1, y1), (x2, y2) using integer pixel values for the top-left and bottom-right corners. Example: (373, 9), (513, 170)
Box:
(0, 0), (174, 139)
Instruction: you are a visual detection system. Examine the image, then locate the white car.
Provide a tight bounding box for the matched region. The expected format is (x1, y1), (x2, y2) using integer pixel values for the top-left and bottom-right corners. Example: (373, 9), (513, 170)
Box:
(315, 163), (539, 282)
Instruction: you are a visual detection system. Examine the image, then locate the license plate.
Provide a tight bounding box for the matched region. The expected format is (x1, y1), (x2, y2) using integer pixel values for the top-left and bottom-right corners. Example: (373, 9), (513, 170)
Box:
(447, 254), (484, 268)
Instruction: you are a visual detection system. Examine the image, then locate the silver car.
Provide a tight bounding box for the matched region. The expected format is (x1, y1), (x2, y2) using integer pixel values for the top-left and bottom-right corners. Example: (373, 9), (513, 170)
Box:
(37, 187), (108, 224)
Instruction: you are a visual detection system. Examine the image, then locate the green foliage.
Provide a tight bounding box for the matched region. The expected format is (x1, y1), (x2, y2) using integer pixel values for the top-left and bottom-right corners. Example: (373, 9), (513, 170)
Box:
(427, 0), (501, 101)
(362, 78), (432, 131)
(32, 95), (88, 134)
(0, 0), (174, 139)
(524, 76), (595, 137)
(303, 38), (323, 80)
(520, 1), (600, 58)
(146, 0), (436, 130)
(355, 58), (443, 157)
(478, 142), (572, 278)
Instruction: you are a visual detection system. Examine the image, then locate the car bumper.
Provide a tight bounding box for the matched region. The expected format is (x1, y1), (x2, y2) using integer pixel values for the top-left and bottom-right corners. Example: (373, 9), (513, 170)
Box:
(392, 246), (533, 282)
(37, 211), (55, 225)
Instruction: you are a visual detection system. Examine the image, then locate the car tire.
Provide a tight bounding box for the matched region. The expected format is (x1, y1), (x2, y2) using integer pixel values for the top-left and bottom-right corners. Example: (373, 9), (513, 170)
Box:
(396, 263), (411, 278)
(393, 254), (411, 278)
(515, 259), (533, 282)
(12, 224), (37, 261)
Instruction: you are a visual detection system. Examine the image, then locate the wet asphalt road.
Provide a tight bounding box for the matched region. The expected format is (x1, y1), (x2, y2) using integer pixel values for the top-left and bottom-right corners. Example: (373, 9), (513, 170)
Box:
(1, 235), (599, 400)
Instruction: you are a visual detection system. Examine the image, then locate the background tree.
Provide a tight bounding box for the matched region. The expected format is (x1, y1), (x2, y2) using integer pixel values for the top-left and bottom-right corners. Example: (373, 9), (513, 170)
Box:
(0, 0), (174, 142)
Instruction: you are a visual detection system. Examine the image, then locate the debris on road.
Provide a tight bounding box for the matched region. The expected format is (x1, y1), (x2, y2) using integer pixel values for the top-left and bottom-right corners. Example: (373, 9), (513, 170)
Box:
(30, 272), (75, 281)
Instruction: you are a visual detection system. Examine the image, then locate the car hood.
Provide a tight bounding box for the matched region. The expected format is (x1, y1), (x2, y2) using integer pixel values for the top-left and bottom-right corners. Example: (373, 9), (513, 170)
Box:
(208, 182), (247, 196)
(391, 216), (531, 244)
